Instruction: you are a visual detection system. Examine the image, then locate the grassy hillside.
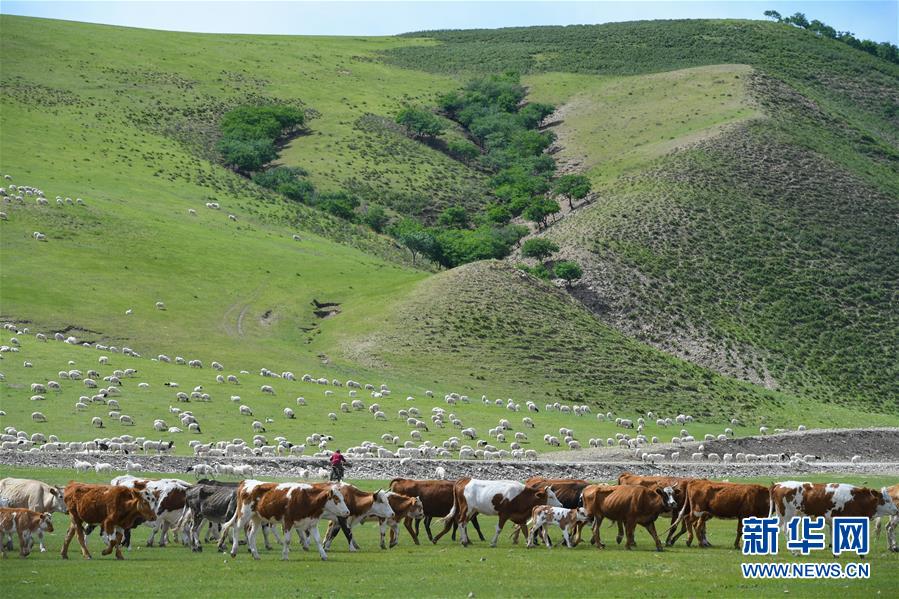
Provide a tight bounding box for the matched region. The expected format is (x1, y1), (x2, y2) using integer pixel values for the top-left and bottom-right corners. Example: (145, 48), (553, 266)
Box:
(2, 15), (897, 447)
(385, 19), (899, 410)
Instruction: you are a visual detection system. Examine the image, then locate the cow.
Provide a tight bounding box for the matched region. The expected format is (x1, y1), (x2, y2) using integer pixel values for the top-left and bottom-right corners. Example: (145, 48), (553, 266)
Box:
(0, 477), (67, 553)
(108, 475), (191, 547)
(61, 482), (157, 560)
(322, 484), (394, 551)
(442, 478), (562, 547)
(771, 481), (899, 551)
(875, 483), (899, 552)
(183, 480), (282, 551)
(586, 484), (676, 551)
(617, 472), (692, 545)
(0, 508), (54, 558)
(516, 477), (590, 544)
(218, 480), (350, 560)
(389, 478), (485, 544)
(526, 506), (590, 549)
(670, 480), (770, 548)
(380, 491), (424, 549)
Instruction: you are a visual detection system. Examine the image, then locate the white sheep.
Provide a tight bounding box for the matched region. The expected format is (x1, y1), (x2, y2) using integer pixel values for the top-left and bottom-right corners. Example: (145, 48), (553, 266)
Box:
(119, 414), (134, 425)
(155, 301), (166, 310)
(31, 411), (47, 423)
(261, 385), (275, 395)
(239, 405), (253, 416)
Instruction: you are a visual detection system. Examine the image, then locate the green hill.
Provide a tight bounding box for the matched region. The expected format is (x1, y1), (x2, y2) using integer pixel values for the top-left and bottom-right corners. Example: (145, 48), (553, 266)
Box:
(1, 15), (897, 448)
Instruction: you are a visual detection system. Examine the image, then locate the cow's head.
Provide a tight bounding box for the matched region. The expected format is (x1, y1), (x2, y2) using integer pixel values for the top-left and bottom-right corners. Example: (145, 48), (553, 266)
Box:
(39, 512), (54, 533)
(370, 489), (395, 519)
(136, 488), (159, 521)
(657, 486), (678, 509)
(326, 484), (351, 518)
(878, 488), (899, 517)
(407, 497), (424, 520)
(574, 507), (590, 523)
(544, 486), (563, 508)
(50, 486), (68, 513)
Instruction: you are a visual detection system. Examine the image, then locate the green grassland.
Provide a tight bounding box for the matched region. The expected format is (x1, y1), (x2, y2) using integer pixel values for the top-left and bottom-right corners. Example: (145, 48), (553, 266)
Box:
(525, 64), (760, 182)
(0, 465), (896, 598)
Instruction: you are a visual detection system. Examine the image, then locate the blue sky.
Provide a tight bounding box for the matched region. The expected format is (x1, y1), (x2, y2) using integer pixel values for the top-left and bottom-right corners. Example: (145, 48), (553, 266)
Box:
(2, 1), (896, 43)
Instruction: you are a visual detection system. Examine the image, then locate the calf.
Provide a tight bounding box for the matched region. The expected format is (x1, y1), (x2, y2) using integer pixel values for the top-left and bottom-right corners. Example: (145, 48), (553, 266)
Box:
(671, 480), (770, 548)
(219, 480), (350, 560)
(0, 477), (66, 553)
(618, 472), (692, 546)
(875, 483), (899, 552)
(527, 506), (589, 549)
(589, 485), (676, 551)
(516, 477), (590, 544)
(389, 478), (485, 544)
(61, 482), (157, 560)
(322, 484), (394, 551)
(0, 508), (54, 558)
(771, 481), (899, 551)
(443, 478), (561, 547)
(380, 492), (424, 549)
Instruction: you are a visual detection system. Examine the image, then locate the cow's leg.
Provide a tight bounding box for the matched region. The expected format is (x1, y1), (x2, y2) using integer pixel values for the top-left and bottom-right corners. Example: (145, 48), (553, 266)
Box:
(17, 529), (29, 558)
(246, 519), (261, 560)
(340, 517), (359, 551)
(490, 515), (507, 547)
(624, 519), (637, 550)
(542, 526), (553, 548)
(593, 516), (606, 549)
(697, 515), (712, 547)
(526, 519), (538, 548)
(261, 523), (272, 550)
(563, 526), (573, 548)
(644, 520), (664, 552)
(432, 516), (453, 544)
(616, 521), (624, 545)
(36, 528), (46, 553)
(389, 521), (400, 547)
(309, 524), (328, 561)
(322, 520), (337, 550)
(403, 516), (420, 545)
(191, 513), (205, 552)
(74, 521), (92, 560)
(510, 524), (521, 544)
(734, 517), (744, 550)
(471, 514), (486, 542)
(886, 514), (898, 552)
(281, 522), (292, 561)
(158, 518), (171, 547)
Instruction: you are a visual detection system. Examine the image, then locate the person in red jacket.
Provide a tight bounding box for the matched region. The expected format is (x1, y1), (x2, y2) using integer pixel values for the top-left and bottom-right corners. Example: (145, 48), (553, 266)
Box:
(329, 449), (347, 481)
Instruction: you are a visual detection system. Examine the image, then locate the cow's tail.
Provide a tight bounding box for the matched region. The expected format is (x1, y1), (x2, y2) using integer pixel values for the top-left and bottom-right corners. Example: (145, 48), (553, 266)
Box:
(443, 489), (458, 524)
(767, 484), (776, 519)
(666, 491), (690, 536)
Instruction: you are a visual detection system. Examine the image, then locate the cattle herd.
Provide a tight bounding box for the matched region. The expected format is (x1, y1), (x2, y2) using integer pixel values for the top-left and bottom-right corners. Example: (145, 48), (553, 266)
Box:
(1, 473), (897, 561)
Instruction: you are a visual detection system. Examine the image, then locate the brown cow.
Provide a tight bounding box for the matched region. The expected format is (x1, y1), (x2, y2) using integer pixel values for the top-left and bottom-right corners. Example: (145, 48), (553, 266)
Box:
(618, 472), (692, 546)
(322, 484), (394, 551)
(670, 480), (770, 548)
(771, 481), (899, 551)
(443, 478), (562, 547)
(218, 480), (350, 560)
(380, 491), (424, 549)
(594, 485), (676, 551)
(0, 508), (54, 558)
(389, 479), (485, 544)
(61, 482), (157, 560)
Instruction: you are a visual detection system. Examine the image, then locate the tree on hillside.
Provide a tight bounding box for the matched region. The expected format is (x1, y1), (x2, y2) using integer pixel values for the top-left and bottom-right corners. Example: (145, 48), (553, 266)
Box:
(784, 12), (810, 29)
(396, 107), (446, 140)
(553, 174), (592, 210)
(362, 205), (389, 233)
(437, 205), (470, 229)
(390, 219), (436, 266)
(763, 10), (782, 21)
(523, 197), (561, 230)
(521, 238), (560, 262)
(553, 261), (583, 287)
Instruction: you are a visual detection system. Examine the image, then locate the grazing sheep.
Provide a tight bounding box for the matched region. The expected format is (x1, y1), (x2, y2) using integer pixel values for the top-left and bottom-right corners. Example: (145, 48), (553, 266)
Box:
(155, 301), (166, 310)
(119, 415), (134, 425)
(90, 417), (103, 428)
(94, 463), (113, 474)
(260, 385), (275, 395)
(328, 413), (338, 421)
(239, 405), (253, 416)
(74, 459), (92, 473)
(31, 411), (47, 423)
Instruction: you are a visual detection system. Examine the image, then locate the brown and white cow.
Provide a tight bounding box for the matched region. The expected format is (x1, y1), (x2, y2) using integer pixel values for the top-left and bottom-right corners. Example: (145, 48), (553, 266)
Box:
(526, 506), (590, 549)
(0, 508), (54, 558)
(617, 472), (692, 546)
(111, 475), (191, 547)
(322, 483), (394, 551)
(61, 482), (157, 560)
(771, 481), (899, 550)
(0, 477), (67, 552)
(516, 477), (591, 544)
(443, 478), (561, 547)
(218, 480), (350, 560)
(389, 478), (485, 544)
(670, 480), (770, 548)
